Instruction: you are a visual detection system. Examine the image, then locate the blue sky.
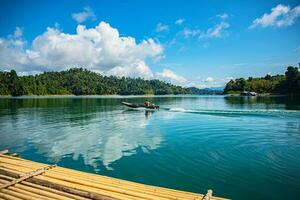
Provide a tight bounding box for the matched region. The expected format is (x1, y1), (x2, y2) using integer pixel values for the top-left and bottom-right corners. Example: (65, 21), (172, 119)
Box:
(0, 0), (299, 88)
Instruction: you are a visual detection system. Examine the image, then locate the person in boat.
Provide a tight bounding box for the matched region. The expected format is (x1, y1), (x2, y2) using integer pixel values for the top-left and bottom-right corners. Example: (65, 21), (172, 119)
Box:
(144, 100), (158, 109)
(144, 100), (151, 107)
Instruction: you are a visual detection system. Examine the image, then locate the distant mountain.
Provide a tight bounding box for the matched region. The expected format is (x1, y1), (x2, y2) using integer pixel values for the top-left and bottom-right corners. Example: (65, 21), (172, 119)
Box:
(188, 87), (223, 95)
(203, 87), (224, 91)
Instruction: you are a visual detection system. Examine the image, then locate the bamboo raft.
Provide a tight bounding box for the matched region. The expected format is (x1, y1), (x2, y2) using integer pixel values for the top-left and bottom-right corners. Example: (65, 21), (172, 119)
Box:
(0, 151), (228, 200)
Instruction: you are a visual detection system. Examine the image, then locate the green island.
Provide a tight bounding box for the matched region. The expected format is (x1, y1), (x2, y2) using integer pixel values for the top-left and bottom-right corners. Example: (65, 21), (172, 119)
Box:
(0, 66), (299, 97)
(223, 66), (300, 96)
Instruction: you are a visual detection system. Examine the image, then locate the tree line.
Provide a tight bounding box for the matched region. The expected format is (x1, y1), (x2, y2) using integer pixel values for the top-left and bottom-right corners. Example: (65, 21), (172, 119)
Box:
(223, 66), (300, 95)
(0, 68), (193, 96)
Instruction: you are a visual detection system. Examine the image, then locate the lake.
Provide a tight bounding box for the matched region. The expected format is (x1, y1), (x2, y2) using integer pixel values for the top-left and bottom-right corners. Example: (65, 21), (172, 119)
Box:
(0, 95), (300, 199)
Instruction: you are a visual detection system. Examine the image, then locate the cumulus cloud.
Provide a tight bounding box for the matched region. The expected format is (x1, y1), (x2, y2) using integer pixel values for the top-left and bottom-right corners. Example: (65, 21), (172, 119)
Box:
(0, 22), (163, 78)
(205, 77), (214, 82)
(175, 18), (185, 25)
(190, 76), (229, 89)
(250, 4), (300, 28)
(72, 6), (97, 23)
(155, 69), (187, 85)
(156, 23), (169, 32)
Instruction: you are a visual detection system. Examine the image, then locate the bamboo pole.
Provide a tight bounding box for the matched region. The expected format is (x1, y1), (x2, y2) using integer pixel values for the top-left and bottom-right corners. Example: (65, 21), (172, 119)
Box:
(0, 166), (159, 200)
(0, 164), (173, 200)
(0, 168), (130, 200)
(0, 192), (23, 200)
(0, 164), (56, 190)
(0, 162), (204, 199)
(6, 187), (53, 200)
(0, 163), (199, 200)
(0, 158), (201, 199)
(0, 173), (90, 200)
(0, 179), (54, 200)
(0, 178), (71, 200)
(1, 158), (199, 199)
(0, 163), (172, 200)
(21, 182), (90, 200)
(0, 155), (228, 200)
(1, 188), (40, 200)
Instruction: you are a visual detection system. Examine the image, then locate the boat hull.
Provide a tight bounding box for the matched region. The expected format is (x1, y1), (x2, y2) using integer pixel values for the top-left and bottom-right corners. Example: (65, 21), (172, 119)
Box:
(121, 102), (159, 110)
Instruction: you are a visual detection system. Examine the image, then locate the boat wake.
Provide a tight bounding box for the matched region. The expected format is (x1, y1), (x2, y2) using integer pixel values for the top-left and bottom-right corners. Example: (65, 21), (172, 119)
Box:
(164, 107), (300, 118)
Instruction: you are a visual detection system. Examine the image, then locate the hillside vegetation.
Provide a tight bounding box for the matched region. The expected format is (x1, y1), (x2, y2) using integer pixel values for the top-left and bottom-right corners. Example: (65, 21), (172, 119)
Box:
(0, 68), (193, 96)
(224, 66), (300, 95)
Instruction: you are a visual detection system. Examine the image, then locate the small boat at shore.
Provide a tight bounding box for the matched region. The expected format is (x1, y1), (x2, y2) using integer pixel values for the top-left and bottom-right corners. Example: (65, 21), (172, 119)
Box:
(241, 91), (257, 96)
(121, 101), (159, 110)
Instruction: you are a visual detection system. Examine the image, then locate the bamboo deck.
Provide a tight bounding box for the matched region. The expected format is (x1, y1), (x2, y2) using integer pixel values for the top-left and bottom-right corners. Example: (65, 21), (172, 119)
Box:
(0, 152), (228, 200)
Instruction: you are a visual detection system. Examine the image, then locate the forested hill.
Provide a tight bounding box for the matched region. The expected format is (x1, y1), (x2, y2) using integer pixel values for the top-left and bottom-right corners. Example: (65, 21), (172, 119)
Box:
(0, 68), (193, 96)
(223, 66), (300, 95)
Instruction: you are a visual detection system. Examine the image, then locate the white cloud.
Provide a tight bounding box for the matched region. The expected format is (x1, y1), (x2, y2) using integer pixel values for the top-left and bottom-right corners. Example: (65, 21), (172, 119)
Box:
(175, 18), (185, 25)
(250, 4), (300, 28)
(0, 108), (163, 170)
(189, 76), (229, 89)
(178, 13), (230, 40)
(107, 60), (154, 79)
(205, 77), (214, 82)
(155, 69), (187, 85)
(0, 22), (163, 79)
(181, 27), (199, 38)
(156, 23), (169, 32)
(199, 21), (230, 39)
(14, 27), (23, 37)
(217, 13), (228, 20)
(72, 6), (97, 23)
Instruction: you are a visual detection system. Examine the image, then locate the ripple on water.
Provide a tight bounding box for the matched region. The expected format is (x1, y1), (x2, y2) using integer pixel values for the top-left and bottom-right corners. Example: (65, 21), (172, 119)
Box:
(0, 96), (300, 200)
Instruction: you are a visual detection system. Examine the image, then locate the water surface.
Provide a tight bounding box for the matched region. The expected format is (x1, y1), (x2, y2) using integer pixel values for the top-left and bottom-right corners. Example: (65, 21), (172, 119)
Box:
(0, 95), (300, 199)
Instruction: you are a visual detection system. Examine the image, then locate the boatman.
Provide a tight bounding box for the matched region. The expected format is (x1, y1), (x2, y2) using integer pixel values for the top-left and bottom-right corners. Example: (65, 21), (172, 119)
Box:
(144, 100), (151, 107)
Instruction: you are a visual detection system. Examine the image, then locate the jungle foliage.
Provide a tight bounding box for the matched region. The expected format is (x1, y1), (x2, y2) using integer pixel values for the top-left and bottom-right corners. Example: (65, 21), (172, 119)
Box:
(0, 68), (191, 96)
(224, 66), (300, 95)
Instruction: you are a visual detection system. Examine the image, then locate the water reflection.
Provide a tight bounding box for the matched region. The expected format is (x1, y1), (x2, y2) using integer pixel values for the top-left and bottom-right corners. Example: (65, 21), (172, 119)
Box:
(0, 97), (164, 170)
(1, 96), (300, 200)
(224, 96), (300, 110)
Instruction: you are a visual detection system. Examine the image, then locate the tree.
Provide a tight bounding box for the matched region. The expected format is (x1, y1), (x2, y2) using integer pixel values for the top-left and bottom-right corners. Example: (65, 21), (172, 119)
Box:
(8, 70), (24, 96)
(265, 74), (271, 80)
(224, 80), (235, 93)
(284, 66), (300, 95)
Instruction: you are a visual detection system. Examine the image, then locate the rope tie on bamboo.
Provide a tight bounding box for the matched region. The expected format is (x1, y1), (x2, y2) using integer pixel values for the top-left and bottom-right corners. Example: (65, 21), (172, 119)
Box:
(201, 189), (213, 200)
(0, 164), (56, 190)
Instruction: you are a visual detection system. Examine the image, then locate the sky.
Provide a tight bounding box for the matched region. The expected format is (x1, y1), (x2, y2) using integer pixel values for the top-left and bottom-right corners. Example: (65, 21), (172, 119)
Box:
(0, 0), (299, 88)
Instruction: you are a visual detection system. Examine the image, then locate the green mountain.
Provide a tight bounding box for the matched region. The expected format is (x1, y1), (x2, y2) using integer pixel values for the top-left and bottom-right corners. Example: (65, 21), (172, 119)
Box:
(0, 68), (192, 96)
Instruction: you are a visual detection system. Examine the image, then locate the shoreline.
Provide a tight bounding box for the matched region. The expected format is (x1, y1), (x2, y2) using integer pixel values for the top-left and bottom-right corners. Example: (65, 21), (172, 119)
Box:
(0, 94), (224, 99)
(0, 94), (294, 99)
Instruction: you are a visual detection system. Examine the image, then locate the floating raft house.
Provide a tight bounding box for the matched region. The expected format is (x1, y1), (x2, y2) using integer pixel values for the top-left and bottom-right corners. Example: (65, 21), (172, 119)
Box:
(0, 151), (228, 200)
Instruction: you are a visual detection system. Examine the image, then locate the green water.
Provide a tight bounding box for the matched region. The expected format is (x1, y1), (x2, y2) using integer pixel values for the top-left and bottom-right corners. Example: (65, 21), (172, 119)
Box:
(0, 95), (300, 199)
